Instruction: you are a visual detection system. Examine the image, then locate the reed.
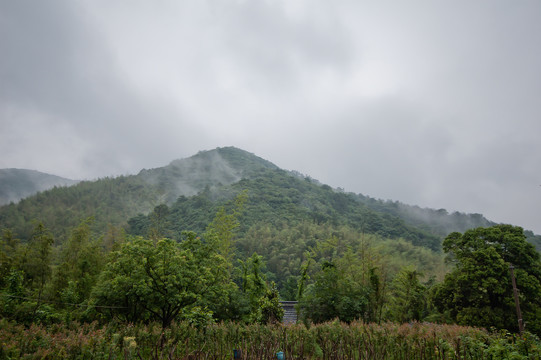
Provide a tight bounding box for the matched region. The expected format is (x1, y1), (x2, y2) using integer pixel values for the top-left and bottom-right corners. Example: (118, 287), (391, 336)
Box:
(0, 319), (539, 359)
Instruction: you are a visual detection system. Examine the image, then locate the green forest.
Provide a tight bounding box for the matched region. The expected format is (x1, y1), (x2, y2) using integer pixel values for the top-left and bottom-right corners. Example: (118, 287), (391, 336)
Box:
(1, 147), (541, 358)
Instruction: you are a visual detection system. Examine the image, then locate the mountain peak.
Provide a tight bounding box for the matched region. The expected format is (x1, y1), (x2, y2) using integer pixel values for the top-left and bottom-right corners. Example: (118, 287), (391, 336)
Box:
(137, 146), (277, 202)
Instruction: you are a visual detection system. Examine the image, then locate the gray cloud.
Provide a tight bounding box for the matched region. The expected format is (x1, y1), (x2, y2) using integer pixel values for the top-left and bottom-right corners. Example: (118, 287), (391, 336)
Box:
(0, 1), (209, 178)
(1, 1), (540, 233)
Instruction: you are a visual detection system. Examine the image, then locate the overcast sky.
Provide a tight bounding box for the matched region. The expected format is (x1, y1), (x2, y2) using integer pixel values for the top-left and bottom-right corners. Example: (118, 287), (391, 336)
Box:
(1, 1), (540, 234)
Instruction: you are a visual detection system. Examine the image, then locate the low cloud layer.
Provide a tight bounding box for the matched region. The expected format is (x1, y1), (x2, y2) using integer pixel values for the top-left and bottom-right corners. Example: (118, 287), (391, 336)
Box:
(1, 1), (540, 233)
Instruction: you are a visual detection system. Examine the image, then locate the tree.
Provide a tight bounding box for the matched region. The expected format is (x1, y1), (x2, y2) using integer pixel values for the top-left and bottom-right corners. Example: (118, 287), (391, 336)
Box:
(0, 224), (55, 324)
(0, 229), (21, 288)
(238, 252), (270, 322)
(92, 233), (241, 328)
(433, 225), (541, 334)
(205, 190), (247, 265)
(256, 281), (284, 324)
(388, 267), (427, 323)
(179, 231), (239, 322)
(23, 223), (54, 316)
(299, 260), (369, 324)
(148, 204), (171, 241)
(51, 218), (104, 306)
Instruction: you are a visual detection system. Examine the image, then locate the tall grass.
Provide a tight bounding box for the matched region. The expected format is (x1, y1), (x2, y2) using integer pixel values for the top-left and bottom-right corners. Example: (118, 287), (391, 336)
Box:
(0, 319), (539, 359)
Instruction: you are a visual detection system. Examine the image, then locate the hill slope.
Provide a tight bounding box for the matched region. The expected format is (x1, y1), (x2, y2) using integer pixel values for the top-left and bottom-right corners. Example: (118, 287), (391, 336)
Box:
(128, 167), (443, 250)
(0, 147), (276, 241)
(137, 147), (277, 203)
(0, 169), (79, 205)
(0, 146), (538, 250)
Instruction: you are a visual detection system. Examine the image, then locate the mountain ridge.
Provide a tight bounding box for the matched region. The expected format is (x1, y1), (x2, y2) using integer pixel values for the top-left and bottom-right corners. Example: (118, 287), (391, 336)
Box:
(0, 146), (538, 250)
(0, 168), (79, 206)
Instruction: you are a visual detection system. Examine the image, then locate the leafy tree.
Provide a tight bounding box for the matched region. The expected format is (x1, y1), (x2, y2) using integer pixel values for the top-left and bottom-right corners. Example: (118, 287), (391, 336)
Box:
(102, 224), (125, 252)
(238, 253), (269, 322)
(433, 225), (541, 335)
(255, 281), (284, 324)
(93, 236), (203, 327)
(297, 257), (312, 301)
(148, 204), (171, 241)
(51, 218), (104, 306)
(0, 224), (55, 324)
(0, 229), (21, 288)
(387, 267), (427, 322)
(205, 191), (247, 269)
(0, 269), (26, 322)
(299, 260), (369, 324)
(22, 223), (54, 316)
(92, 234), (238, 328)
(179, 231), (239, 322)
(366, 266), (386, 323)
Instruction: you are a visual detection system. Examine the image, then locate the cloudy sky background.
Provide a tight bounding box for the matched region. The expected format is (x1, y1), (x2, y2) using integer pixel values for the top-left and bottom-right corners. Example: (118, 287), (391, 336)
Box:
(1, 1), (540, 233)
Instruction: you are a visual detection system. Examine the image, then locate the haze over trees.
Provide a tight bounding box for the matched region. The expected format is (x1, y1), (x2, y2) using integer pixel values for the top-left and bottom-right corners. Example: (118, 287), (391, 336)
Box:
(0, 169), (79, 206)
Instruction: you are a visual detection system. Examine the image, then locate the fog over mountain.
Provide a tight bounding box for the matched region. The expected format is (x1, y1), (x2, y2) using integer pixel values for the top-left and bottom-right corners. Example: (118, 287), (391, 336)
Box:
(1, 1), (540, 233)
(0, 169), (78, 205)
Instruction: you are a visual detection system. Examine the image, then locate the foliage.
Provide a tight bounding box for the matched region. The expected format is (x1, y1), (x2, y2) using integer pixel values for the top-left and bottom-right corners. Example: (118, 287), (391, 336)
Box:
(0, 223), (57, 324)
(0, 168), (78, 206)
(1, 319), (540, 359)
(205, 190), (247, 265)
(0, 229), (20, 288)
(433, 225), (541, 335)
(0, 175), (161, 243)
(299, 259), (370, 324)
(93, 235), (212, 328)
(147, 168), (443, 250)
(254, 281), (285, 325)
(361, 199), (496, 238)
(387, 267), (428, 322)
(20, 223), (54, 293)
(49, 218), (105, 319)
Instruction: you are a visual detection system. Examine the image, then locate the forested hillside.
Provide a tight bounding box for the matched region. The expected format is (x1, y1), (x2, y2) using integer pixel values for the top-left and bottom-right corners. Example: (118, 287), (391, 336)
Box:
(129, 168), (443, 248)
(1, 147), (518, 247)
(355, 193), (541, 251)
(0, 169), (78, 206)
(0, 176), (161, 241)
(0, 147), (274, 242)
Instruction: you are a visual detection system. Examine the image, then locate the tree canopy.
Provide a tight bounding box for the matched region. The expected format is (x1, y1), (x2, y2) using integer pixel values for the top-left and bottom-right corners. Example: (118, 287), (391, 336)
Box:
(433, 225), (541, 334)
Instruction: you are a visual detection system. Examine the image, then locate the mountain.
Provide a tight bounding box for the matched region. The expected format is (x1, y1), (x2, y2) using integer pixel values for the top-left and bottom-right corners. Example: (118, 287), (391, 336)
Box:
(0, 147), (276, 241)
(137, 147), (278, 203)
(0, 146), (538, 251)
(0, 169), (79, 206)
(128, 167), (443, 250)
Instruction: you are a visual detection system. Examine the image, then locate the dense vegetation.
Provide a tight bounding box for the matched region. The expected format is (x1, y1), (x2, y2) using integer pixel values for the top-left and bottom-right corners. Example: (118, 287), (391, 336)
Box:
(0, 176), (161, 242)
(1, 147), (541, 357)
(3, 147), (527, 248)
(0, 169), (79, 206)
(433, 225), (541, 335)
(2, 203), (541, 332)
(2, 320), (540, 359)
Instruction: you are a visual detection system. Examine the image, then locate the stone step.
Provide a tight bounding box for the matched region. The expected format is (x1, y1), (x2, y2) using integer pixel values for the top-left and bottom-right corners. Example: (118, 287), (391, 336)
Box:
(280, 301), (298, 324)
